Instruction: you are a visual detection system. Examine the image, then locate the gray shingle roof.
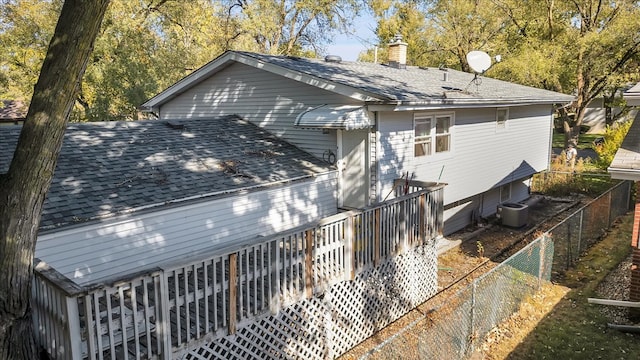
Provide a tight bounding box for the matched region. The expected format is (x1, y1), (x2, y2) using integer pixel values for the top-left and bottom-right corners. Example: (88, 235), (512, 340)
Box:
(0, 116), (334, 230)
(142, 51), (574, 111)
(609, 112), (640, 179)
(0, 100), (27, 121)
(232, 51), (574, 104)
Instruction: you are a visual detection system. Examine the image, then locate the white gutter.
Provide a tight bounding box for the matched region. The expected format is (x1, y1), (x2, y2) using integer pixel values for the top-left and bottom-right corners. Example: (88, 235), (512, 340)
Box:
(607, 167), (640, 181)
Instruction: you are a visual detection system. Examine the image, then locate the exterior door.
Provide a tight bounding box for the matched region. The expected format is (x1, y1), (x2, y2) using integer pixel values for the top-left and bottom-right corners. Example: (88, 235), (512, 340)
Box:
(341, 129), (369, 208)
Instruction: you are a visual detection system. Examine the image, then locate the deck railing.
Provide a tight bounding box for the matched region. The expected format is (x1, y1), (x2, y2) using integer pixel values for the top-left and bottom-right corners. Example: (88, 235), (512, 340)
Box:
(32, 181), (444, 360)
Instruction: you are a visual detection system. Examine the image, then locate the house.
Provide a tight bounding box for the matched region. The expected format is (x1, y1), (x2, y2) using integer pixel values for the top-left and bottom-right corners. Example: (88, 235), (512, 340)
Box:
(1, 116), (339, 285)
(141, 46), (574, 235)
(0, 99), (27, 125)
(1, 45), (573, 359)
(608, 82), (640, 302)
(3, 115), (444, 359)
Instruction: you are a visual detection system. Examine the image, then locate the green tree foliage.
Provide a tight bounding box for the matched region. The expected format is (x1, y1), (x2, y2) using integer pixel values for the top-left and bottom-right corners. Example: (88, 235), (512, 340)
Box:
(0, 0), (361, 122)
(368, 0), (640, 147)
(224, 0), (362, 55)
(0, 0), (61, 100)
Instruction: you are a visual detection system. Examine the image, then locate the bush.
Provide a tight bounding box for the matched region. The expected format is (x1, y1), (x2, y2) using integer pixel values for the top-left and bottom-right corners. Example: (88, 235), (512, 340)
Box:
(595, 119), (633, 169)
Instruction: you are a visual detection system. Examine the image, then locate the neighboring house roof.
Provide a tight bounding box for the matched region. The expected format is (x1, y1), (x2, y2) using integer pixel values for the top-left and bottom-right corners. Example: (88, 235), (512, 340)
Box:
(0, 116), (334, 230)
(0, 100), (27, 122)
(609, 111), (640, 180)
(608, 83), (640, 180)
(624, 82), (640, 106)
(141, 51), (574, 112)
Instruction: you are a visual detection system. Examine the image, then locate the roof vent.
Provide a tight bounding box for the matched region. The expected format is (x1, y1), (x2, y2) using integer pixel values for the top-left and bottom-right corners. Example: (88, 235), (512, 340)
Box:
(324, 55), (342, 63)
(166, 120), (185, 130)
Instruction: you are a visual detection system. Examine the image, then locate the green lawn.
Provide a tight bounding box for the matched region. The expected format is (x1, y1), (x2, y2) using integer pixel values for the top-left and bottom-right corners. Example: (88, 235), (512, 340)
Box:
(505, 213), (640, 360)
(552, 132), (602, 149)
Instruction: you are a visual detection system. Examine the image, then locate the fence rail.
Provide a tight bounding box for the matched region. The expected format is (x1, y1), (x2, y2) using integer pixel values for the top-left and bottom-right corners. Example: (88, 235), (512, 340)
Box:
(32, 181), (444, 360)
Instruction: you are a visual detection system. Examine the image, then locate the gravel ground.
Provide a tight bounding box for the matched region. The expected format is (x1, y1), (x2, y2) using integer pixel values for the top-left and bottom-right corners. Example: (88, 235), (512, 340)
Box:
(595, 254), (633, 325)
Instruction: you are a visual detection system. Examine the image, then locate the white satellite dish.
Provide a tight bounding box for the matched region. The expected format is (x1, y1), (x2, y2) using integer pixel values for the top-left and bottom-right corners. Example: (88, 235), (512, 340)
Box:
(467, 50), (492, 73)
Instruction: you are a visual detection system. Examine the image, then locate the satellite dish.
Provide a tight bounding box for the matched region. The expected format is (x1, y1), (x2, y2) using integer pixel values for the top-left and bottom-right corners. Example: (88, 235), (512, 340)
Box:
(467, 50), (492, 73)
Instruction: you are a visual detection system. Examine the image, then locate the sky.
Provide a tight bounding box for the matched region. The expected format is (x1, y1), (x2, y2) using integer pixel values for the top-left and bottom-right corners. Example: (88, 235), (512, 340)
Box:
(325, 12), (377, 61)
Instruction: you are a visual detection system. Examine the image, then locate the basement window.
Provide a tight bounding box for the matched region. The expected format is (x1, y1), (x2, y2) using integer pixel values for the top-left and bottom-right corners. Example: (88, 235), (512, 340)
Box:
(496, 108), (509, 130)
(500, 183), (511, 203)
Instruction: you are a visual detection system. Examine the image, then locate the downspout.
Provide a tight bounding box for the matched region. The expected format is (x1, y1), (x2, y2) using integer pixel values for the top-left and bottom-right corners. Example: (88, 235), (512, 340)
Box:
(337, 129), (344, 208)
(373, 111), (380, 203)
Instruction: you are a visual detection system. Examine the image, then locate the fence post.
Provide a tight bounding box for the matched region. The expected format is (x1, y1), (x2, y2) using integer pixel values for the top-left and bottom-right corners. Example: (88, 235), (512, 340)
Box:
(577, 210), (583, 255)
(345, 216), (355, 281)
(538, 236), (546, 289)
(305, 229), (314, 298)
(228, 253), (238, 335)
(469, 281), (477, 355)
(566, 219), (573, 270)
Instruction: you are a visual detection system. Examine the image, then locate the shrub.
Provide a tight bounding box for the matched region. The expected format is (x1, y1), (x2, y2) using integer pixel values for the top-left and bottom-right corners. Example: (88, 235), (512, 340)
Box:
(595, 119), (633, 169)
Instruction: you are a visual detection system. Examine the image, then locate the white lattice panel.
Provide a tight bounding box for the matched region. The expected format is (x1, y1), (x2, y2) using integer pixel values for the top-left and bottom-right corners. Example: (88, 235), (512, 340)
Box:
(181, 241), (438, 360)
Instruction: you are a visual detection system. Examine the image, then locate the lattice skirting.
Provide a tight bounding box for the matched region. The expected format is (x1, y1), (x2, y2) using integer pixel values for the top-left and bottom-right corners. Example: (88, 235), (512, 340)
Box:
(182, 240), (438, 360)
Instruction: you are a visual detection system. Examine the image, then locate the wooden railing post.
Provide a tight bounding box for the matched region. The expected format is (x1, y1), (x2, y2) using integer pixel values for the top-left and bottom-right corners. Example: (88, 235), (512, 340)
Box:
(399, 197), (408, 255)
(419, 193), (426, 244)
(345, 216), (354, 281)
(65, 296), (82, 360)
(305, 229), (314, 298)
(270, 239), (281, 315)
(156, 272), (172, 359)
(374, 208), (381, 266)
(228, 253), (238, 335)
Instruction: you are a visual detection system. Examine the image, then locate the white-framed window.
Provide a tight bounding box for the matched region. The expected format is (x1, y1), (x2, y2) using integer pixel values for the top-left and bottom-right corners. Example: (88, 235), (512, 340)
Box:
(496, 108), (509, 130)
(414, 113), (453, 157)
(500, 183), (511, 203)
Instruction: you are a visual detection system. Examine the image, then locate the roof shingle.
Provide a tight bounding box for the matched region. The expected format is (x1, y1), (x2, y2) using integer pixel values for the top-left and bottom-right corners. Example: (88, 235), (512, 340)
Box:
(0, 116), (334, 230)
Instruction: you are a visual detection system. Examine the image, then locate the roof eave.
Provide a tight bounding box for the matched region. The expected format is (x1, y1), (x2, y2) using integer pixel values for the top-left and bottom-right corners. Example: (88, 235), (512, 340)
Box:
(366, 97), (575, 111)
(140, 51), (385, 111)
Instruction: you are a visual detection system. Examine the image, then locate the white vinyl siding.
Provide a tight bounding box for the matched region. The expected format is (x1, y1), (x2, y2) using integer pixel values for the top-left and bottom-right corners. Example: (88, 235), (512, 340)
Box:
(443, 178), (530, 234)
(158, 62), (359, 160)
(376, 105), (553, 234)
(35, 172), (338, 285)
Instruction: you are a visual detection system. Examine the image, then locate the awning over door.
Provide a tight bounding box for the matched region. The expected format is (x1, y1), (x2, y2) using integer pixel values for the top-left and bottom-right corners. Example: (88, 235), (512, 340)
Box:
(295, 104), (372, 130)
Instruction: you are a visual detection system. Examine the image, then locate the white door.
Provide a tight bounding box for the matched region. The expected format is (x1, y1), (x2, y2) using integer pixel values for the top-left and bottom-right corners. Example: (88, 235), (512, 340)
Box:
(341, 129), (369, 208)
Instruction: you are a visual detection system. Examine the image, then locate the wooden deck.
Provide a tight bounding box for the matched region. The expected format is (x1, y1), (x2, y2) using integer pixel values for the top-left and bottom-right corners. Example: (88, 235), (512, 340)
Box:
(32, 181), (444, 360)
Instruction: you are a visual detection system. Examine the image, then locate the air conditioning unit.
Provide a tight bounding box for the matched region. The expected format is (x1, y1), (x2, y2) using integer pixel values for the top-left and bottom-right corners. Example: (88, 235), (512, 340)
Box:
(497, 202), (529, 228)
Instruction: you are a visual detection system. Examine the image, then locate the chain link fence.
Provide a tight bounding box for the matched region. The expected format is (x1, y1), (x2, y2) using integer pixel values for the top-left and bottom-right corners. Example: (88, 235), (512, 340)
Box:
(362, 180), (633, 360)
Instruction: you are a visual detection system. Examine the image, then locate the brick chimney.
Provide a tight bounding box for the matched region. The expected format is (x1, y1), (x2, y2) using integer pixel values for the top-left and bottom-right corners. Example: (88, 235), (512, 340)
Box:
(388, 34), (407, 69)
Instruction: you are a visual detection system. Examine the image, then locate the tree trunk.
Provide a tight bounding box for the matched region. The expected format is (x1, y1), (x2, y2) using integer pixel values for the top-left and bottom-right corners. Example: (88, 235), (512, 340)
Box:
(0, 1), (109, 359)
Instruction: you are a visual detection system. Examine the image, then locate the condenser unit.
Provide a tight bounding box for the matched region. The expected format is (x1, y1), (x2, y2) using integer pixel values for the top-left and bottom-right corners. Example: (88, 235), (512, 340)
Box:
(496, 202), (529, 228)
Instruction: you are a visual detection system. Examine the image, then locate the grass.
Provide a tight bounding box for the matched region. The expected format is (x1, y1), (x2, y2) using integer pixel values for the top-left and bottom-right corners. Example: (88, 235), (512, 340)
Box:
(486, 213), (640, 360)
(552, 132), (602, 149)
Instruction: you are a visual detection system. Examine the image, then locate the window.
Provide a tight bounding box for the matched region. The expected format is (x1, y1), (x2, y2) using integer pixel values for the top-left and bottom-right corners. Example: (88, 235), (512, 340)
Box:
(414, 113), (453, 157)
(500, 183), (511, 203)
(496, 108), (509, 129)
